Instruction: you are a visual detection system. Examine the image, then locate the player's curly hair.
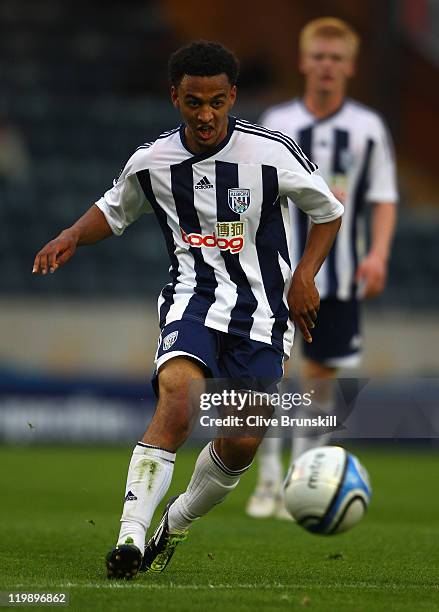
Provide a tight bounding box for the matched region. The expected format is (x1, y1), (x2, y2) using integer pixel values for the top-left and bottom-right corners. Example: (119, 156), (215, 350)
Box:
(168, 41), (240, 87)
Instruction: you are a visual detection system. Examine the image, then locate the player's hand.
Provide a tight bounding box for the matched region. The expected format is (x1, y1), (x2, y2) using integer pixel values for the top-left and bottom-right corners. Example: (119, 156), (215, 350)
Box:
(32, 229), (79, 275)
(288, 268), (320, 343)
(355, 252), (387, 299)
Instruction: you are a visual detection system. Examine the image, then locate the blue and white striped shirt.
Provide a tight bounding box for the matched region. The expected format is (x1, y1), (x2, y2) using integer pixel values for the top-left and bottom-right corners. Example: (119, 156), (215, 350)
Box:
(259, 99), (398, 301)
(96, 117), (343, 355)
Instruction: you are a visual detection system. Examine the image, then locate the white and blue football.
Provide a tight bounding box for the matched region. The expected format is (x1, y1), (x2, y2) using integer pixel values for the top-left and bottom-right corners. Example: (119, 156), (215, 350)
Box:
(284, 446), (371, 535)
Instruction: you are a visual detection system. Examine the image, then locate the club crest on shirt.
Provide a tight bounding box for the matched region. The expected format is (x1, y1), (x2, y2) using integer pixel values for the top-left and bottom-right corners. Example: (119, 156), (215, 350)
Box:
(162, 331), (178, 351)
(228, 188), (251, 213)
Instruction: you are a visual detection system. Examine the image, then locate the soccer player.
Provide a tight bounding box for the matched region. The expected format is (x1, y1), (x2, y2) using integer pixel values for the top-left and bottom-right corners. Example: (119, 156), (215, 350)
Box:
(32, 41), (343, 578)
(246, 18), (398, 519)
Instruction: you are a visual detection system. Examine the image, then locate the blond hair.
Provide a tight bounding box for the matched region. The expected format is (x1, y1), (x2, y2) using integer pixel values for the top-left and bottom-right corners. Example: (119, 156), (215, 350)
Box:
(300, 17), (360, 58)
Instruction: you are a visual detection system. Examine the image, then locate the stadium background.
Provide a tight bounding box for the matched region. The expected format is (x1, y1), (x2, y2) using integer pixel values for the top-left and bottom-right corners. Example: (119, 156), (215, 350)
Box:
(0, 0), (438, 443)
(0, 1), (438, 609)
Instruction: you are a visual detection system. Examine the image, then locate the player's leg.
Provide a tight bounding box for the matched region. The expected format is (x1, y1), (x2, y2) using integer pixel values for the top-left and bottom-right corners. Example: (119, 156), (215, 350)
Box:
(107, 353), (206, 579)
(143, 335), (283, 572)
(246, 358), (291, 518)
(291, 298), (361, 463)
(168, 434), (263, 525)
(290, 358), (337, 462)
(245, 436), (283, 518)
(168, 338), (283, 527)
(116, 357), (204, 550)
(141, 433), (266, 573)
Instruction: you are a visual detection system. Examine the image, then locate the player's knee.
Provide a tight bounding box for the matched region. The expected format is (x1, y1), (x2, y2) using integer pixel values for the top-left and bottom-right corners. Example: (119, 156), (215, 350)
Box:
(158, 357), (204, 397)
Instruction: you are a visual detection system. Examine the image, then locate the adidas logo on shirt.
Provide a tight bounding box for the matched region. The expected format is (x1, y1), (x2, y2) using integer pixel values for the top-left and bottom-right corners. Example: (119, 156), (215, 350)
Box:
(194, 176), (214, 190)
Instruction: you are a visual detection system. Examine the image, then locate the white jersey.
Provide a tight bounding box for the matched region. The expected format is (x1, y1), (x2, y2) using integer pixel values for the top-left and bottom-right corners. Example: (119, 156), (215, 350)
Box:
(96, 117), (343, 356)
(260, 98), (398, 300)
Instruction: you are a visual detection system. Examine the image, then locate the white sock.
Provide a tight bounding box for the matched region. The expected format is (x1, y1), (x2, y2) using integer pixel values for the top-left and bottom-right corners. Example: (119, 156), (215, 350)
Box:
(168, 441), (250, 532)
(117, 442), (175, 552)
(256, 436), (283, 488)
(291, 400), (334, 463)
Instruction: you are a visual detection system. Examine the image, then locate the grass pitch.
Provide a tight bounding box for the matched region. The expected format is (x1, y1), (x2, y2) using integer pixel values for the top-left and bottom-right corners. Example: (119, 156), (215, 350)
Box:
(0, 444), (438, 611)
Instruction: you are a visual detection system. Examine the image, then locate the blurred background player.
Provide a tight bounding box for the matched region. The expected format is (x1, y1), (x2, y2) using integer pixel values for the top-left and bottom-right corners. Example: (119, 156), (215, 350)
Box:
(246, 17), (398, 519)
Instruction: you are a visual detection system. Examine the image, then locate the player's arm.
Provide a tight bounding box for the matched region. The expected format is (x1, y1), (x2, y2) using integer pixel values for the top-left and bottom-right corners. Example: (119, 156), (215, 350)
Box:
(33, 150), (151, 275)
(32, 204), (113, 275)
(356, 116), (398, 298)
(288, 217), (341, 343)
(355, 202), (397, 299)
(279, 164), (344, 342)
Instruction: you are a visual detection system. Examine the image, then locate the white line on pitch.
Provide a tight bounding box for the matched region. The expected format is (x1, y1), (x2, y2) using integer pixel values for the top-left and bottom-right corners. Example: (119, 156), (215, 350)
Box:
(6, 583), (438, 590)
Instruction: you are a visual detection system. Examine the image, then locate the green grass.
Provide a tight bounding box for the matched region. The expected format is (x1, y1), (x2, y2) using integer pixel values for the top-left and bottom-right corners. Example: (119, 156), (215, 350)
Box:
(0, 445), (438, 611)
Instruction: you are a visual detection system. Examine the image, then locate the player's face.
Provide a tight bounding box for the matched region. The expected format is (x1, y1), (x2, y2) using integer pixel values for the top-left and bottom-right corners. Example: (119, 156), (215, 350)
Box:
(300, 37), (355, 96)
(171, 74), (237, 154)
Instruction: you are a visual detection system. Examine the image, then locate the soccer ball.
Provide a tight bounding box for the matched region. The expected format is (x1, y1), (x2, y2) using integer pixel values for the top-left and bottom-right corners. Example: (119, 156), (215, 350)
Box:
(284, 446), (371, 535)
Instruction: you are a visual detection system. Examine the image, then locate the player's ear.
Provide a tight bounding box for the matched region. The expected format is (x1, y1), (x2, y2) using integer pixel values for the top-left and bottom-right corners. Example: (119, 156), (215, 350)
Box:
(170, 85), (179, 109)
(298, 53), (307, 75)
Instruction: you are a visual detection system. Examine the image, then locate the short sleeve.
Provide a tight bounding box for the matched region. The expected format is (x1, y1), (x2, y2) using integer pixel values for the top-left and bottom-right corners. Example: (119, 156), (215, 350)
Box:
(95, 153), (151, 236)
(278, 167), (344, 224)
(365, 119), (398, 204)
